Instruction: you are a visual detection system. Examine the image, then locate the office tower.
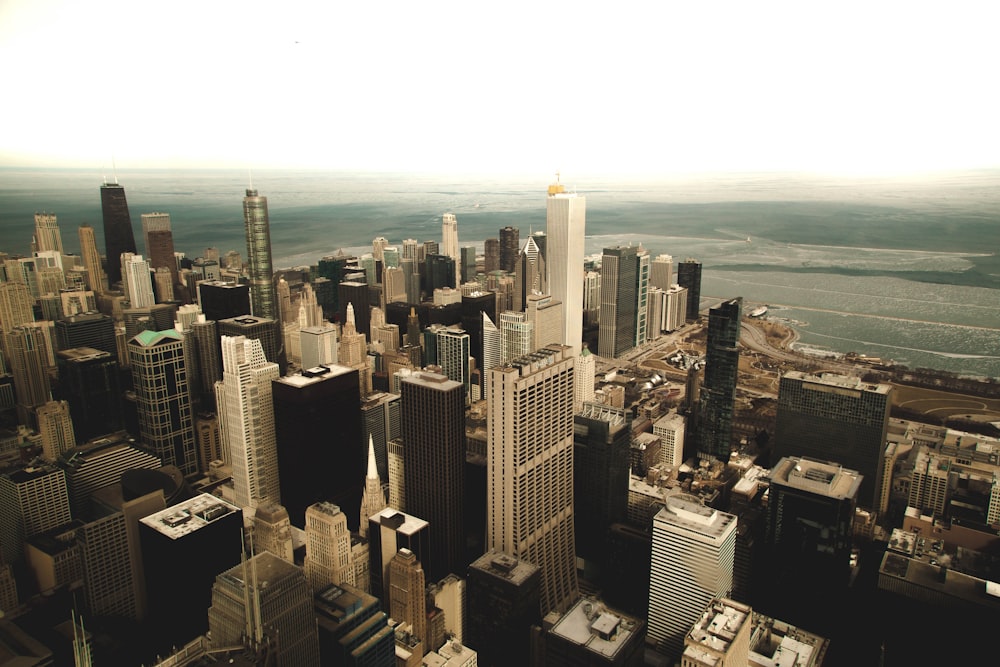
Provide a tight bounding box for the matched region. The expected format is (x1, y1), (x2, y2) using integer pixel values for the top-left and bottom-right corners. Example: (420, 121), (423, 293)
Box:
(425, 254), (457, 293)
(400, 257), (420, 304)
(635, 247), (650, 347)
(55, 348), (122, 441)
(35, 400), (75, 462)
(128, 329), (198, 475)
(697, 297), (742, 462)
(653, 411), (686, 469)
(546, 178), (586, 352)
(432, 328), (470, 399)
(243, 187), (277, 320)
(681, 598), (752, 667)
(582, 269), (601, 326)
(191, 257), (220, 282)
(648, 494), (737, 660)
(186, 317), (222, 409)
(140, 212), (178, 288)
(314, 582), (395, 667)
(773, 371), (892, 509)
(32, 212), (64, 254)
(297, 282), (324, 328)
(483, 237), (500, 274)
(481, 312), (500, 377)
(100, 181), (138, 287)
(525, 293), (562, 353)
(384, 266), (407, 304)
(153, 267), (174, 302)
(663, 284), (688, 332)
(77, 512), (137, 618)
(460, 246), (477, 284)
(0, 281), (34, 334)
(208, 550), (321, 665)
(598, 245), (638, 359)
(765, 457), (860, 591)
(441, 213), (460, 286)
(542, 597), (646, 666)
(77, 224), (106, 293)
(488, 345), (577, 615)
(121, 253), (155, 308)
(677, 259), (702, 322)
(388, 549), (426, 651)
(304, 501), (355, 590)
(273, 364), (363, 527)
(0, 464), (71, 564)
(140, 494), (243, 649)
(513, 235), (546, 312)
(387, 438), (405, 510)
(195, 412), (223, 470)
(574, 402), (630, 574)
(301, 324), (338, 369)
(467, 552), (540, 666)
(218, 315), (281, 368)
(60, 435), (161, 520)
(574, 344), (595, 413)
(360, 439), (388, 536)
(7, 325), (51, 427)
(217, 335), (280, 509)
(54, 312), (116, 357)
(499, 311), (532, 363)
(368, 508), (430, 605)
(401, 370), (465, 581)
(651, 254), (673, 290)
(197, 281), (250, 321)
(423, 240), (439, 257)
(276, 276), (292, 323)
(498, 226), (519, 273)
(361, 391), (400, 484)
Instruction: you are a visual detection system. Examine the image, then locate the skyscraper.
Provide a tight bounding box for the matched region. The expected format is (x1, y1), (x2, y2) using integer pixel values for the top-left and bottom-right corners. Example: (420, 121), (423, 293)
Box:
(650, 253), (674, 290)
(360, 438), (388, 535)
(243, 187), (276, 320)
(573, 344), (595, 413)
(387, 548), (427, 654)
(648, 493), (737, 660)
(545, 177), (586, 353)
(598, 245), (639, 359)
(773, 371), (892, 508)
(35, 400), (75, 462)
(487, 344), (577, 615)
(499, 226), (519, 273)
(33, 213), (64, 254)
(0, 282), (35, 334)
(368, 507), (430, 606)
(6, 325), (51, 428)
(0, 464), (72, 564)
(121, 253), (155, 308)
(401, 370), (465, 581)
(697, 297), (742, 462)
(55, 347), (123, 441)
(216, 335), (281, 509)
(100, 181), (137, 287)
(140, 212), (178, 288)
(441, 213), (460, 286)
(677, 259), (703, 322)
(77, 224), (106, 293)
(128, 329), (198, 475)
(304, 501), (355, 591)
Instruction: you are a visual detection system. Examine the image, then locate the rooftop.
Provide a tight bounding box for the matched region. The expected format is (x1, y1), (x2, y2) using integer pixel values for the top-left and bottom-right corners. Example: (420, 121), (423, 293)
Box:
(140, 493), (240, 539)
(784, 370), (892, 395)
(371, 508), (428, 536)
(469, 551), (539, 585)
(276, 363), (354, 387)
(549, 597), (641, 659)
(655, 493), (737, 540)
(770, 457), (862, 500)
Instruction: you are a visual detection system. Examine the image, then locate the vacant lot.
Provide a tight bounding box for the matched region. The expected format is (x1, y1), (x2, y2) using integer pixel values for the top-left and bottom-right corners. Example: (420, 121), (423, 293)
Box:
(892, 384), (1000, 423)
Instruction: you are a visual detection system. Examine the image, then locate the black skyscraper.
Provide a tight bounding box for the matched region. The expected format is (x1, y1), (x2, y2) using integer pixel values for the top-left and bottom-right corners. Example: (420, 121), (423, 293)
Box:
(698, 297), (742, 461)
(499, 226), (519, 273)
(55, 347), (123, 442)
(677, 259), (703, 322)
(100, 182), (138, 286)
(197, 281), (251, 322)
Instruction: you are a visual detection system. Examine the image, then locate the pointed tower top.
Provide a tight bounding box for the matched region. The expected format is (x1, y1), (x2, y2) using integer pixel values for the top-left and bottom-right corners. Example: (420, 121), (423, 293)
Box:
(367, 436), (378, 479)
(346, 302), (356, 325)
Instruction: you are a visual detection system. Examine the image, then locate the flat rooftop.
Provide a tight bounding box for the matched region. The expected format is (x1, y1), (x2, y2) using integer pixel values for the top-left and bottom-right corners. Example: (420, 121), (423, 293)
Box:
(785, 370), (892, 395)
(655, 493), (737, 540)
(770, 456), (862, 500)
(371, 507), (428, 536)
(549, 597), (640, 659)
(684, 598), (751, 664)
(140, 492), (239, 539)
(276, 363), (354, 387)
(469, 550), (538, 585)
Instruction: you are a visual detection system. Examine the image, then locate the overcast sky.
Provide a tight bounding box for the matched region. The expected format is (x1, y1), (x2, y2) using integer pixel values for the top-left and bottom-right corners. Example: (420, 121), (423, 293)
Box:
(1, 0), (996, 176)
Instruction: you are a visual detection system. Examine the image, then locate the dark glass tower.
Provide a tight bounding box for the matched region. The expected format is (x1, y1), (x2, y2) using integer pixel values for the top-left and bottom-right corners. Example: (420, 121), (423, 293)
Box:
(100, 182), (138, 287)
(243, 188), (276, 320)
(400, 370), (465, 581)
(598, 245), (639, 359)
(55, 347), (123, 442)
(697, 297), (742, 461)
(677, 258), (703, 322)
(499, 226), (520, 273)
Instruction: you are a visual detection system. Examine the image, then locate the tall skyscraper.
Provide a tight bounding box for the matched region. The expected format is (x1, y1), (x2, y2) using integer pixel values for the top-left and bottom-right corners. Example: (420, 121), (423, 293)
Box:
(77, 224), (106, 293)
(573, 344), (595, 413)
(441, 213), (460, 286)
(387, 548), (427, 655)
(55, 347), (123, 441)
(598, 245), (639, 359)
(6, 325), (51, 427)
(300, 324), (338, 369)
(368, 508), (430, 606)
(487, 344), (577, 615)
(243, 187), (276, 320)
(635, 246), (650, 347)
(121, 253), (155, 308)
(35, 400), (75, 462)
(773, 371), (892, 508)
(33, 213), (64, 254)
(401, 370), (465, 581)
(698, 297), (742, 462)
(513, 234), (546, 312)
(100, 181), (138, 287)
(304, 501), (356, 591)
(545, 177), (586, 353)
(140, 212), (179, 288)
(197, 281), (251, 321)
(128, 329), (198, 475)
(677, 259), (703, 322)
(648, 494), (737, 660)
(0, 464), (72, 564)
(498, 226), (519, 274)
(0, 282), (35, 334)
(499, 311), (532, 363)
(650, 253), (674, 290)
(483, 237), (500, 274)
(216, 335), (281, 509)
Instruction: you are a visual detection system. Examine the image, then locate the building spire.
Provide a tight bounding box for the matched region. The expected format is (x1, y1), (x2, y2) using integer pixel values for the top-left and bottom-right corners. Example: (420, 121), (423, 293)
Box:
(367, 435), (378, 479)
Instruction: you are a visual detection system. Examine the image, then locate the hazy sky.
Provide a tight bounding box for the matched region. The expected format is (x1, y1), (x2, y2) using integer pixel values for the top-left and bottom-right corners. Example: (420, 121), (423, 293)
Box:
(1, 0), (996, 175)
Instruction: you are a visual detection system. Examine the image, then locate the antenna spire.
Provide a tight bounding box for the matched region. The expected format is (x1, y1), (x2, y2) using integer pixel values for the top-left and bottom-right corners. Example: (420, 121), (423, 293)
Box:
(248, 168), (254, 191)
(112, 155), (118, 185)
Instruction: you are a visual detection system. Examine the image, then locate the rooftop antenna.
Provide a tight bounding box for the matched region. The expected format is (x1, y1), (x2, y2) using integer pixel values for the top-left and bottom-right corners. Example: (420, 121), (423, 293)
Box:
(112, 155), (118, 185)
(248, 168), (254, 191)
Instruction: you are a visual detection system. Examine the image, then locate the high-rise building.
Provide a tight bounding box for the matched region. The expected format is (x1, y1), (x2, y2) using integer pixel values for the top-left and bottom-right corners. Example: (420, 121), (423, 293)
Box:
(650, 254), (673, 290)
(367, 508), (429, 605)
(361, 391), (400, 484)
(304, 501), (356, 591)
(55, 347), (123, 441)
(100, 181), (138, 287)
(35, 400), (75, 462)
(460, 246), (477, 284)
(272, 365), (363, 527)
(121, 253), (155, 308)
(677, 259), (702, 322)
(635, 247), (650, 347)
(77, 511), (136, 618)
(33, 213), (64, 254)
(513, 235), (547, 312)
(59, 434), (160, 521)
(128, 329), (198, 475)
(773, 371), (892, 509)
(498, 226), (519, 274)
(0, 281), (35, 334)
(499, 311), (532, 363)
(652, 411), (686, 469)
(243, 187), (277, 320)
(387, 548), (427, 654)
(7, 324), (52, 427)
(541, 596), (646, 666)
(217, 335), (281, 509)
(648, 493), (737, 660)
(697, 297), (742, 462)
(78, 224), (106, 293)
(197, 280), (251, 321)
(525, 294), (562, 353)
(301, 324), (338, 369)
(574, 344), (596, 413)
(466, 552), (540, 666)
(54, 312), (116, 358)
(208, 550), (321, 666)
(545, 177), (586, 353)
(598, 245), (638, 359)
(314, 581), (395, 667)
(140, 212), (179, 288)
(0, 464), (72, 564)
(401, 370), (465, 581)
(218, 315), (282, 368)
(488, 344), (578, 615)
(441, 213), (460, 286)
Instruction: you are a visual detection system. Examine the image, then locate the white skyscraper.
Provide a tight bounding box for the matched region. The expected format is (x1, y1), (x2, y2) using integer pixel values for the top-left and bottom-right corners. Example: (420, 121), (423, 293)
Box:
(487, 344), (578, 615)
(573, 344), (596, 413)
(121, 254), (154, 308)
(545, 178), (586, 353)
(216, 335), (281, 509)
(651, 254), (674, 290)
(301, 325), (338, 369)
(648, 494), (737, 660)
(33, 213), (64, 254)
(441, 213), (460, 286)
(499, 311), (532, 364)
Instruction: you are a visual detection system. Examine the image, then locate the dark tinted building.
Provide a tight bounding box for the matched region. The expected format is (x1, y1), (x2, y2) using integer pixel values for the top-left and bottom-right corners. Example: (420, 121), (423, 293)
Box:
(676, 259), (702, 322)
(100, 182), (138, 286)
(697, 297), (741, 461)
